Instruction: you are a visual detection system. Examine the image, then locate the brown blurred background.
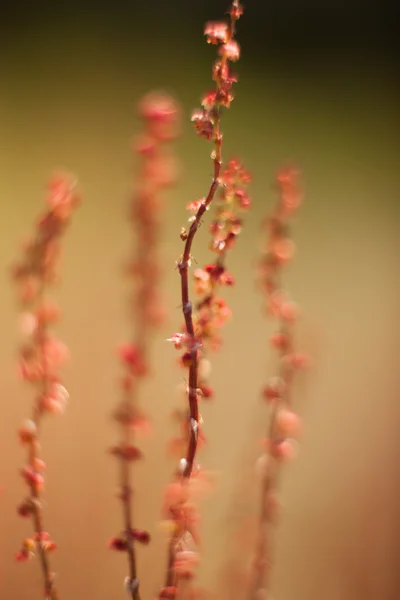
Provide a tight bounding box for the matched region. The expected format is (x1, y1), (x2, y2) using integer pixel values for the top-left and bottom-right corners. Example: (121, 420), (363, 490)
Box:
(0, 1), (399, 599)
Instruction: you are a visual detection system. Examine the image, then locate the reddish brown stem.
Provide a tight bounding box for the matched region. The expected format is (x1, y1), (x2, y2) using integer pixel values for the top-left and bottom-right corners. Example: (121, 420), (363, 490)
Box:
(177, 0), (237, 482)
(120, 448), (139, 600)
(29, 291), (59, 600)
(164, 5), (240, 590)
(177, 157), (221, 479)
(249, 320), (294, 598)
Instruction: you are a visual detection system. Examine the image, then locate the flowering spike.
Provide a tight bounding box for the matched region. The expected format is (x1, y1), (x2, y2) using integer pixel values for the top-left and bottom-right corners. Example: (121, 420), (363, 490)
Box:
(111, 92), (181, 600)
(162, 2), (246, 597)
(248, 168), (309, 600)
(12, 172), (80, 600)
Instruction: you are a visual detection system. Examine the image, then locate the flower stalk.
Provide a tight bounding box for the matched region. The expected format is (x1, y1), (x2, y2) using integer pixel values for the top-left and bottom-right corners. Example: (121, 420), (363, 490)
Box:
(161, 3), (245, 598)
(12, 173), (81, 600)
(109, 93), (180, 600)
(249, 167), (308, 599)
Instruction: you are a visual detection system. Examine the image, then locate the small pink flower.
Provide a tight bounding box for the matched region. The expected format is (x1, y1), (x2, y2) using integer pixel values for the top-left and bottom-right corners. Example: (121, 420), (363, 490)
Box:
(219, 40), (241, 62)
(267, 289), (287, 317)
(138, 92), (181, 141)
(159, 587), (177, 599)
(19, 312), (38, 336)
(194, 268), (210, 282)
(32, 458), (46, 472)
(18, 420), (37, 444)
(39, 393), (66, 415)
(42, 336), (70, 368)
(275, 409), (302, 437)
(17, 277), (40, 303)
(17, 359), (43, 383)
(35, 301), (61, 324)
(144, 153), (180, 188)
(230, 2), (244, 20)
(173, 550), (200, 579)
(167, 332), (186, 350)
(275, 438), (299, 461)
(280, 300), (299, 321)
(15, 549), (30, 562)
(201, 90), (217, 110)
(47, 173), (79, 219)
(20, 466), (44, 489)
(134, 134), (157, 156)
(191, 110), (214, 141)
(262, 376), (285, 401)
(42, 540), (57, 553)
(269, 332), (290, 350)
(282, 352), (310, 369)
(118, 343), (147, 376)
(282, 189), (303, 212)
(204, 21), (229, 45)
(199, 383), (214, 400)
(187, 199), (205, 214)
(162, 481), (189, 516)
(235, 188), (251, 210)
(272, 238), (296, 263)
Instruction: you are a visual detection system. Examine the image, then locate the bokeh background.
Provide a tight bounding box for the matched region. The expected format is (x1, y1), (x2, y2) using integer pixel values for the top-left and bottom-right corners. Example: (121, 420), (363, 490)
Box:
(0, 1), (399, 599)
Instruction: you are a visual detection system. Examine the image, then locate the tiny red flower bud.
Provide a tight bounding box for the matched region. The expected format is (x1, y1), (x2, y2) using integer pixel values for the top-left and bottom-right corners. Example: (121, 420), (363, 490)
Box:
(180, 352), (193, 368)
(20, 466), (44, 489)
(17, 500), (33, 517)
(110, 445), (143, 461)
(18, 419), (37, 444)
(129, 528), (151, 544)
(270, 332), (290, 350)
(42, 540), (57, 552)
(109, 537), (128, 551)
(230, 2), (244, 20)
(16, 549), (30, 562)
(199, 384), (214, 400)
(118, 343), (147, 376)
(262, 377), (285, 401)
